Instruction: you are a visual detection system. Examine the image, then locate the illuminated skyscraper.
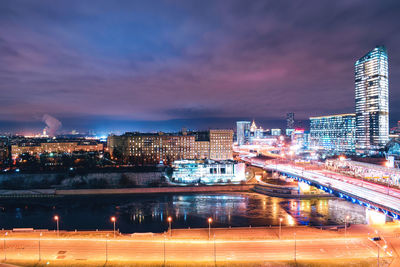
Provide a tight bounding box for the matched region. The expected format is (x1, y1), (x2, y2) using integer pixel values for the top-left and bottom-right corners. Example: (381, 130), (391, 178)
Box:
(286, 112), (295, 129)
(236, 121), (250, 145)
(355, 46), (389, 153)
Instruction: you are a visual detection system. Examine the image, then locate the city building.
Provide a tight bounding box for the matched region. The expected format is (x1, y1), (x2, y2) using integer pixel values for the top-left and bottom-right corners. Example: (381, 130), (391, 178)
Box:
(168, 159), (246, 184)
(107, 129), (233, 165)
(355, 46), (389, 154)
(236, 121), (251, 145)
(271, 129), (282, 136)
(11, 140), (104, 160)
(310, 114), (356, 154)
(209, 129), (234, 160)
(286, 112), (295, 129)
(0, 137), (9, 166)
(291, 129), (310, 150)
(285, 129), (294, 136)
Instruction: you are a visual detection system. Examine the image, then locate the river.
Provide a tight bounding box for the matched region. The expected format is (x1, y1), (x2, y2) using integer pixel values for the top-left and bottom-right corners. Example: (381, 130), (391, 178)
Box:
(0, 192), (386, 233)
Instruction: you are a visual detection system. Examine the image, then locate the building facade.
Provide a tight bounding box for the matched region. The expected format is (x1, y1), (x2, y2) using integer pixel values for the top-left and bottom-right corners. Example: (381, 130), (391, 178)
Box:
(236, 121), (251, 145)
(11, 141), (104, 160)
(169, 159), (246, 184)
(310, 114), (356, 154)
(286, 112), (295, 129)
(355, 46), (389, 153)
(107, 129), (233, 165)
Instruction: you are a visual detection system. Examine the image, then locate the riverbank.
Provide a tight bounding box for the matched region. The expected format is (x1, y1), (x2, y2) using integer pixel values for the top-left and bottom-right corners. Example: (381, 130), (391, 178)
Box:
(0, 184), (253, 198)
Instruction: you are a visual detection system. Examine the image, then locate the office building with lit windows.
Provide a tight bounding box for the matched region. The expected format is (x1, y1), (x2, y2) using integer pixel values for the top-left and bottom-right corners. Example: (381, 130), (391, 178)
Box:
(310, 114), (356, 154)
(107, 129), (233, 165)
(355, 46), (389, 154)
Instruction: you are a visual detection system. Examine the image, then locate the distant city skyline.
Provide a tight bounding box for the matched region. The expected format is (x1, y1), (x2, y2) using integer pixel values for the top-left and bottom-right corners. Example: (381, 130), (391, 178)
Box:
(1, 1), (400, 134)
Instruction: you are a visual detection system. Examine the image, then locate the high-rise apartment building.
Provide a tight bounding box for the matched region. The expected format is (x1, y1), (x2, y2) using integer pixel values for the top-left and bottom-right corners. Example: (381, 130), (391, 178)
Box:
(355, 46), (389, 153)
(286, 112), (295, 129)
(310, 114), (356, 154)
(236, 121), (251, 145)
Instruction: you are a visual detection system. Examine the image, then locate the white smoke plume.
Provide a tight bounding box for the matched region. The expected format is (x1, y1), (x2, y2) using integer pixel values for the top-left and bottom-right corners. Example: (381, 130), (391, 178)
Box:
(42, 114), (62, 136)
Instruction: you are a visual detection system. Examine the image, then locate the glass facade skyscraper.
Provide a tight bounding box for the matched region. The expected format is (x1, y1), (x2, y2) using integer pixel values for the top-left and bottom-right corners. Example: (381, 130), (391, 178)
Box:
(310, 113), (356, 154)
(286, 112), (295, 129)
(355, 46), (389, 153)
(236, 121), (251, 145)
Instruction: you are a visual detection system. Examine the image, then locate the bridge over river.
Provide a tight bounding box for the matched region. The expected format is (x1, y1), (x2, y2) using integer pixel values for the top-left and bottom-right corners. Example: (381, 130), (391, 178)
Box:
(248, 159), (400, 219)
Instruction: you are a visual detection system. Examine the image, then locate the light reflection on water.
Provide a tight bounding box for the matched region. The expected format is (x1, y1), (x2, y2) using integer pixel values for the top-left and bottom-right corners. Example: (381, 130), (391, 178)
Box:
(0, 193), (384, 233)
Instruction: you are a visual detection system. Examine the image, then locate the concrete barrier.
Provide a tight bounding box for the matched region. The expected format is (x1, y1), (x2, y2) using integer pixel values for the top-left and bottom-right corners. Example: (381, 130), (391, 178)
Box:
(0, 185), (253, 198)
(56, 185), (253, 195)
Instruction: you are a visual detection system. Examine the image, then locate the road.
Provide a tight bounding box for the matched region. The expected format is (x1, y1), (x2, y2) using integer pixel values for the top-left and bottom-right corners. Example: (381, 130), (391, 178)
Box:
(1, 236), (380, 263)
(265, 163), (400, 215)
(317, 169), (400, 198)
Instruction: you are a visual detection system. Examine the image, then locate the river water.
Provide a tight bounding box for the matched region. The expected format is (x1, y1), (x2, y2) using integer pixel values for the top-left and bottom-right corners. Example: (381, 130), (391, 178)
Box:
(0, 193), (384, 233)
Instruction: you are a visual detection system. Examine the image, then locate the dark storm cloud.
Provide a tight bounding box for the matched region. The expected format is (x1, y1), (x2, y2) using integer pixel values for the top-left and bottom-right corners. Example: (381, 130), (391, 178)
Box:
(0, 0), (399, 133)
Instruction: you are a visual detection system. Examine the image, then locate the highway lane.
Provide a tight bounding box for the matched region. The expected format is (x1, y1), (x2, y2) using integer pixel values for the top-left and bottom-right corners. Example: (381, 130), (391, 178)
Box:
(266, 164), (400, 213)
(1, 237), (379, 262)
(316, 169), (400, 199)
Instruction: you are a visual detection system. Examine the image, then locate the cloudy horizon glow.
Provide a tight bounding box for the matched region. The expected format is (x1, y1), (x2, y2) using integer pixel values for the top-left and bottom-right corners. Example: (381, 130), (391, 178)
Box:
(1, 0), (400, 134)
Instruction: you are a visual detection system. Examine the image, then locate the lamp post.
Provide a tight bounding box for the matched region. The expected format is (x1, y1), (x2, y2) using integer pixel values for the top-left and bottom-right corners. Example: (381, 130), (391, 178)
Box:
(38, 232), (42, 261)
(377, 242), (380, 267)
(345, 215), (349, 239)
(163, 233), (166, 267)
(110, 216), (116, 238)
(294, 232), (296, 263)
(385, 161), (391, 195)
(167, 216), (172, 237)
(375, 230), (380, 267)
(3, 232), (7, 261)
(279, 218), (283, 239)
(213, 234), (216, 267)
(54, 215), (59, 237)
(208, 218), (213, 240)
(105, 234), (109, 263)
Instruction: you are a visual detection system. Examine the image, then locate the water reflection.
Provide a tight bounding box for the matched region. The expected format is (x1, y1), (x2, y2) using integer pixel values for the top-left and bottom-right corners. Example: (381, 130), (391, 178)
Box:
(0, 193), (389, 233)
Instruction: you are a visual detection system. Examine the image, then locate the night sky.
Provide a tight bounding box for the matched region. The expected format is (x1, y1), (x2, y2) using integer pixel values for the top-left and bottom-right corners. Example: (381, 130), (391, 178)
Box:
(1, 1), (400, 135)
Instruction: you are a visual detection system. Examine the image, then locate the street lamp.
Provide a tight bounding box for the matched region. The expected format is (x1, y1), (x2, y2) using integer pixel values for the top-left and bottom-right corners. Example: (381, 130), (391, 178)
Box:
(385, 161), (391, 195)
(167, 216), (172, 237)
(105, 234), (109, 263)
(213, 234), (217, 267)
(279, 218), (283, 239)
(54, 215), (59, 237)
(163, 233), (166, 267)
(294, 232), (296, 263)
(208, 217), (213, 240)
(110, 216), (116, 238)
(3, 232), (7, 261)
(345, 215), (349, 239)
(38, 232), (42, 261)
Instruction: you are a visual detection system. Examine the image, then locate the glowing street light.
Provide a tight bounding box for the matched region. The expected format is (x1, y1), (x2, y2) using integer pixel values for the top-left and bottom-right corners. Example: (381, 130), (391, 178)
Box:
(110, 216), (116, 238)
(54, 215), (59, 237)
(339, 155), (346, 161)
(208, 217), (213, 239)
(38, 232), (42, 261)
(385, 161), (391, 195)
(279, 218), (283, 239)
(167, 216), (172, 237)
(3, 232), (7, 261)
